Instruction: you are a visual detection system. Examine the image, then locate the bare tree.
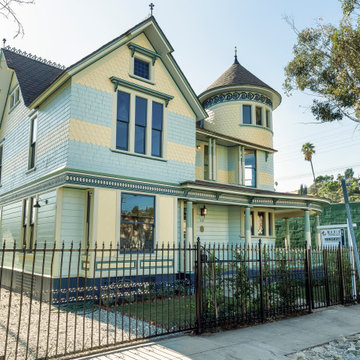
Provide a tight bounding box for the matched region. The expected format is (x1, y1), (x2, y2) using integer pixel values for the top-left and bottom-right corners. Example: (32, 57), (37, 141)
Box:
(0, 0), (35, 38)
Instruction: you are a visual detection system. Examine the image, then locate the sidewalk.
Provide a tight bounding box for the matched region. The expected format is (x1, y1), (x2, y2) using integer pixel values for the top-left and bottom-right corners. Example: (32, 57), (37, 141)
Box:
(76, 304), (360, 360)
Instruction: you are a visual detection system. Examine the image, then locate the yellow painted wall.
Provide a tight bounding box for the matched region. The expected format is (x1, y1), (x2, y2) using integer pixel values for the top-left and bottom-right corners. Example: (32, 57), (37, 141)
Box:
(205, 103), (273, 148)
(72, 33), (195, 120)
(158, 195), (175, 246)
(94, 188), (117, 247)
(259, 172), (274, 188)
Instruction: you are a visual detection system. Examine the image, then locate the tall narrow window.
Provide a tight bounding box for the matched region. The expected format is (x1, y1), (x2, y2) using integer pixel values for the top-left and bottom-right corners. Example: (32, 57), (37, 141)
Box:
(257, 212), (266, 236)
(245, 150), (256, 187)
(268, 213), (273, 236)
(151, 101), (163, 157)
(0, 144), (3, 184)
(29, 197), (36, 248)
(204, 145), (209, 180)
(250, 211), (254, 236)
(266, 110), (270, 128)
(22, 199), (28, 247)
(243, 105), (252, 124)
(135, 96), (147, 154)
(256, 107), (262, 125)
(120, 193), (155, 249)
(29, 116), (37, 169)
(116, 91), (130, 151)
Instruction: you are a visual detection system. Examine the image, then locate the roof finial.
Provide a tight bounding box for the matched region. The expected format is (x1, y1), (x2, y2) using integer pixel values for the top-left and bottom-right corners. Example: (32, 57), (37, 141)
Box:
(2, 38), (6, 48)
(149, 3), (155, 16)
(234, 46), (239, 64)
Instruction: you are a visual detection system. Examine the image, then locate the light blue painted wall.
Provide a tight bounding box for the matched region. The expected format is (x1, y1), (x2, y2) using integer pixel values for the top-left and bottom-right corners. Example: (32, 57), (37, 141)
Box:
(0, 200), (22, 248)
(67, 141), (195, 184)
(60, 188), (86, 276)
(229, 207), (242, 245)
(258, 151), (273, 176)
(71, 84), (113, 127)
(0, 85), (70, 195)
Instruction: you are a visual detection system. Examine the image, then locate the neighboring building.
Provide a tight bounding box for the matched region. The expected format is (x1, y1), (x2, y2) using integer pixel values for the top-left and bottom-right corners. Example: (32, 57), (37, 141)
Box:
(0, 16), (329, 284)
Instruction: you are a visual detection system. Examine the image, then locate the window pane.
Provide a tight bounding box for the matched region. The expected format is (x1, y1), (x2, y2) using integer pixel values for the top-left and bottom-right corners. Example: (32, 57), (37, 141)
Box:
(245, 150), (256, 187)
(243, 105), (252, 124)
(31, 117), (37, 143)
(121, 193), (154, 221)
(134, 58), (150, 79)
(204, 145), (209, 180)
(121, 193), (155, 249)
(258, 212), (265, 235)
(152, 102), (163, 130)
(135, 97), (147, 126)
(135, 125), (146, 154)
(116, 121), (128, 150)
(117, 91), (130, 122)
(266, 110), (270, 128)
(151, 129), (161, 157)
(256, 107), (262, 125)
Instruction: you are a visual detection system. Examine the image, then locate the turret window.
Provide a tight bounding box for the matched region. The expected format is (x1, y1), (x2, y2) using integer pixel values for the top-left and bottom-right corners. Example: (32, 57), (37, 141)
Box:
(243, 105), (252, 124)
(266, 110), (270, 128)
(256, 107), (262, 125)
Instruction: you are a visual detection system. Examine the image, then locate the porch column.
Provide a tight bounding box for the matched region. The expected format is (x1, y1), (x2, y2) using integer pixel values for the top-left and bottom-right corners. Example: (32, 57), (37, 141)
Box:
(208, 138), (212, 180)
(304, 210), (311, 247)
(186, 201), (193, 247)
(285, 218), (290, 248)
(315, 214), (321, 248)
(245, 206), (251, 247)
(241, 147), (245, 185)
(212, 139), (217, 181)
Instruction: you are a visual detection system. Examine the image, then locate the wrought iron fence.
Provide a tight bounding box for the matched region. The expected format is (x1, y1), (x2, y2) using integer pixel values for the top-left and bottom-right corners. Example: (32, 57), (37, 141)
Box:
(197, 240), (359, 330)
(0, 240), (358, 359)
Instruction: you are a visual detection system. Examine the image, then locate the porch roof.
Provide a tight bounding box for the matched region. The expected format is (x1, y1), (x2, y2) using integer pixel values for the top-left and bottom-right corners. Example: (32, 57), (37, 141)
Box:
(196, 128), (277, 153)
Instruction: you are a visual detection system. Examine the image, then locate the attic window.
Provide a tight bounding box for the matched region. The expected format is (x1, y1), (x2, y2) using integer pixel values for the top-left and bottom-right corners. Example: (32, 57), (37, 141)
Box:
(134, 58), (150, 80)
(9, 86), (20, 111)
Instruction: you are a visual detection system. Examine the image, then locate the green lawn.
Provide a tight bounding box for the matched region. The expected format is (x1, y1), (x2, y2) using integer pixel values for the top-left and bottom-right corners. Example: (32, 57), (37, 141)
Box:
(116, 296), (196, 329)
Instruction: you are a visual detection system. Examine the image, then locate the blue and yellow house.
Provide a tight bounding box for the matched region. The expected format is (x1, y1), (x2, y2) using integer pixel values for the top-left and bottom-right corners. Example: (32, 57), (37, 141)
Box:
(0, 16), (329, 284)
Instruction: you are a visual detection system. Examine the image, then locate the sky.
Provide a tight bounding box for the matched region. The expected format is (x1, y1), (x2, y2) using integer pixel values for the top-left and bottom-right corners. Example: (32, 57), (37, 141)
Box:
(1, 0), (359, 192)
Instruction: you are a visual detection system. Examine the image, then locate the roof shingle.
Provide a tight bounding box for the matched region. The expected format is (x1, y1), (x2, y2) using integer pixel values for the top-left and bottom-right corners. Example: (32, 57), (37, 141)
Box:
(2, 48), (64, 106)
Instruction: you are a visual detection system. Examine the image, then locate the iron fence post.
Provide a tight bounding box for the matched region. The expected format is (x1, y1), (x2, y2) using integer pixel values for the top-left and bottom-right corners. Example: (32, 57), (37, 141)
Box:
(338, 243), (345, 304)
(323, 248), (330, 307)
(259, 240), (265, 322)
(304, 244), (312, 313)
(195, 237), (203, 333)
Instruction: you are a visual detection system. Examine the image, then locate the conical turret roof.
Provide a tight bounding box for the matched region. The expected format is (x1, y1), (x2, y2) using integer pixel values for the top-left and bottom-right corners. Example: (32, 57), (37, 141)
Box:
(206, 56), (273, 92)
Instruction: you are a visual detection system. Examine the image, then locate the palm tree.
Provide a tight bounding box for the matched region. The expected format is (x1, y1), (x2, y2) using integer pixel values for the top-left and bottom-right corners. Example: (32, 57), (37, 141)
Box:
(301, 142), (316, 182)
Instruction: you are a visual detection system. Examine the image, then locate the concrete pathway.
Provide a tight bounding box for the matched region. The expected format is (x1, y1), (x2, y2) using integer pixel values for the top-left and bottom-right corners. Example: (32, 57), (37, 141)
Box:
(75, 305), (360, 360)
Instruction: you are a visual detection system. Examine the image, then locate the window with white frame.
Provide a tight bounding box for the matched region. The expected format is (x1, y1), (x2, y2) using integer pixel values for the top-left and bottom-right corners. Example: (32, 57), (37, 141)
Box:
(9, 86), (20, 111)
(244, 149), (256, 187)
(120, 193), (155, 249)
(128, 42), (158, 83)
(28, 116), (37, 169)
(115, 90), (164, 158)
(21, 196), (36, 248)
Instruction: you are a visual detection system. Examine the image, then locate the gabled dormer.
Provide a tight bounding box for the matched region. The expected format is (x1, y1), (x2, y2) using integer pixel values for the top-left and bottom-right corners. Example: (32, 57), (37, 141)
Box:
(196, 52), (281, 191)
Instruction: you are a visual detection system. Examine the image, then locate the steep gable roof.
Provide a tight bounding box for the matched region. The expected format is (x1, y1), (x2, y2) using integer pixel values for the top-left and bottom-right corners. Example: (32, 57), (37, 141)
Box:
(2, 48), (65, 106)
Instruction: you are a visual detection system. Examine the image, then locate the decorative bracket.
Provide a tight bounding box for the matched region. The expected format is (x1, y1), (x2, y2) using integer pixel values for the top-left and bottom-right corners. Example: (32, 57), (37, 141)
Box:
(110, 77), (174, 107)
(127, 42), (160, 65)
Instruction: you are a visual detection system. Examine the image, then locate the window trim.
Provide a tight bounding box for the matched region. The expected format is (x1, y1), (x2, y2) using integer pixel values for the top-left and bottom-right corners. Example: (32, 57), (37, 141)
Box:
(119, 191), (157, 251)
(112, 85), (168, 160)
(8, 85), (20, 112)
(28, 115), (37, 170)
